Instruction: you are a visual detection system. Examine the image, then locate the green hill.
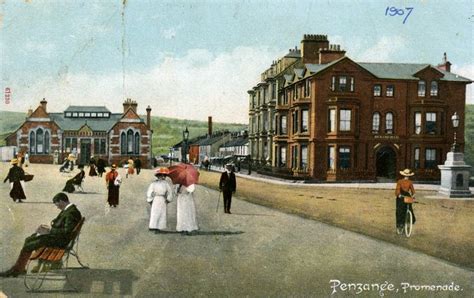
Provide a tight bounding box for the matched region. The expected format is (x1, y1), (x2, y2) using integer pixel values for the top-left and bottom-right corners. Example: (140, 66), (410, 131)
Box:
(0, 111), (247, 155)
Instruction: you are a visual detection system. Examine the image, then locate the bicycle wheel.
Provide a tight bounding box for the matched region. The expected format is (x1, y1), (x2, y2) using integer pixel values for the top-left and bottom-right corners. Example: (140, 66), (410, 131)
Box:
(404, 209), (413, 237)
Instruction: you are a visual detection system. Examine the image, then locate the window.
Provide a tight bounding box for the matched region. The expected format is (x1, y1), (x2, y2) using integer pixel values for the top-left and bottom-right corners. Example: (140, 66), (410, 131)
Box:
(104, 113), (110, 117)
(134, 132), (140, 154)
(85, 112), (91, 117)
(29, 131), (35, 154)
(328, 109), (336, 132)
(304, 80), (311, 97)
(65, 112), (72, 117)
(414, 148), (420, 169)
(44, 131), (50, 154)
(91, 112), (97, 117)
(127, 130), (134, 153)
(338, 76), (347, 92)
(272, 83), (276, 99)
(65, 138), (71, 152)
(425, 148), (437, 169)
(373, 85), (382, 97)
(301, 110), (309, 133)
(280, 115), (287, 134)
(279, 146), (287, 167)
(36, 128), (44, 153)
(98, 112), (103, 117)
(94, 138), (107, 155)
(120, 132), (127, 154)
(338, 147), (351, 169)
(294, 85), (299, 99)
(418, 80), (426, 97)
(331, 75), (354, 92)
(301, 145), (308, 169)
(100, 139), (106, 154)
(72, 112), (78, 117)
(72, 138), (77, 152)
(78, 112), (84, 117)
(372, 112), (380, 133)
(292, 111), (298, 134)
(426, 112), (437, 134)
(331, 76), (336, 91)
(350, 77), (355, 92)
(385, 112), (394, 134)
(328, 146), (335, 170)
(292, 146), (298, 168)
(386, 85), (394, 97)
(339, 109), (351, 131)
(414, 112), (422, 134)
(430, 81), (438, 96)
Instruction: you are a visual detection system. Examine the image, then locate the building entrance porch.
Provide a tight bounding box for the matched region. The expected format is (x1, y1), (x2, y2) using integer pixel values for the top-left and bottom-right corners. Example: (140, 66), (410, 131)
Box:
(376, 146), (397, 181)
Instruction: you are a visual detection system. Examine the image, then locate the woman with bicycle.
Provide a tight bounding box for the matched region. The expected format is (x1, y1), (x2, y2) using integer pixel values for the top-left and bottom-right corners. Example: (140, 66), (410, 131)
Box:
(395, 169), (416, 235)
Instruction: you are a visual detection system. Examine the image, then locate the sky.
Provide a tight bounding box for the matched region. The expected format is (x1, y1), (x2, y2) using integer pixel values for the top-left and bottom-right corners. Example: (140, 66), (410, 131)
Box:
(1, 0), (473, 124)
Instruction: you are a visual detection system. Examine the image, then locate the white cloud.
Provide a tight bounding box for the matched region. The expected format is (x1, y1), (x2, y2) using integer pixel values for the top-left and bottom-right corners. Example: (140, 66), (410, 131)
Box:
(2, 46), (280, 124)
(353, 35), (406, 62)
(452, 64), (474, 104)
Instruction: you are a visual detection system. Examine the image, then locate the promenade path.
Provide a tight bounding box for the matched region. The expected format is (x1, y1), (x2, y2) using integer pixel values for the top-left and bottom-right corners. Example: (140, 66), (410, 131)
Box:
(0, 163), (472, 297)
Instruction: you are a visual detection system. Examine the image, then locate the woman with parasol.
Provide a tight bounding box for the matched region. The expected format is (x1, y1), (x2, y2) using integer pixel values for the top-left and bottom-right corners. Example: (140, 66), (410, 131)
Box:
(146, 168), (174, 233)
(168, 164), (200, 235)
(3, 158), (26, 203)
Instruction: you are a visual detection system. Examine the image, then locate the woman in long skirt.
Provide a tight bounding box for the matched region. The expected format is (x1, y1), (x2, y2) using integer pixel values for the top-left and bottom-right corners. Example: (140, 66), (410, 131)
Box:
(105, 165), (121, 207)
(3, 158), (26, 203)
(146, 168), (173, 232)
(89, 156), (98, 177)
(176, 184), (199, 234)
(126, 157), (135, 178)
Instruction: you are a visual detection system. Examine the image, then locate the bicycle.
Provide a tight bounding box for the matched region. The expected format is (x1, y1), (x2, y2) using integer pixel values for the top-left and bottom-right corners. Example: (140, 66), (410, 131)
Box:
(402, 195), (415, 237)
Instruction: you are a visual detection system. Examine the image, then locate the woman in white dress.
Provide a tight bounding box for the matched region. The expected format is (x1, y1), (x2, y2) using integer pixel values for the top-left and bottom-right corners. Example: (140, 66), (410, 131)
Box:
(176, 184), (199, 234)
(146, 168), (173, 233)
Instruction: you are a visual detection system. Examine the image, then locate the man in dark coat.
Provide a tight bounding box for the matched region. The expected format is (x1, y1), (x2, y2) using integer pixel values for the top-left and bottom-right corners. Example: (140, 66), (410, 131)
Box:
(3, 158), (26, 202)
(134, 157), (142, 175)
(0, 193), (82, 277)
(219, 164), (237, 214)
(97, 158), (106, 177)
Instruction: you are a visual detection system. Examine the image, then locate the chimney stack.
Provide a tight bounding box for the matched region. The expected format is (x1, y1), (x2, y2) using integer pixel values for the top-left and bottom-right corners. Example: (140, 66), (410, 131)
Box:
(437, 52), (451, 72)
(300, 34), (329, 64)
(208, 116), (213, 136)
(146, 105), (152, 130)
(40, 98), (47, 113)
(318, 44), (346, 64)
(123, 98), (138, 113)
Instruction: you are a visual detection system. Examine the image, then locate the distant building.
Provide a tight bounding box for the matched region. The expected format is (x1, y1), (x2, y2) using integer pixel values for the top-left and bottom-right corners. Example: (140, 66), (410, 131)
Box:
(6, 98), (153, 167)
(249, 34), (472, 181)
(219, 132), (249, 157)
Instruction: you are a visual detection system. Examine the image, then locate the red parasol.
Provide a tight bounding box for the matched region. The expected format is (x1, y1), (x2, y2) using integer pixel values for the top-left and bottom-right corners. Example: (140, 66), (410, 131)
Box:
(168, 163), (200, 187)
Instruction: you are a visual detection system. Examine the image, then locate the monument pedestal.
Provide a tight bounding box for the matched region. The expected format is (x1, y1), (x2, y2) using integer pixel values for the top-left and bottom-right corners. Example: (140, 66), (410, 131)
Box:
(438, 152), (473, 198)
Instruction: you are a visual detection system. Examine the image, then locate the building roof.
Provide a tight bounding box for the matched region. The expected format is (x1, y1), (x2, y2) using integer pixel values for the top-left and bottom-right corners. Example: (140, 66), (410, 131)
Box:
(221, 137), (248, 147)
(284, 49), (301, 58)
(64, 106), (111, 113)
(49, 113), (123, 131)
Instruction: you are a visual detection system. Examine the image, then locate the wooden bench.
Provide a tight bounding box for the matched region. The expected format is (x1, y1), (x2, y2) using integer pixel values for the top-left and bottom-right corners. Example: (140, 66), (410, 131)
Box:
(24, 217), (88, 291)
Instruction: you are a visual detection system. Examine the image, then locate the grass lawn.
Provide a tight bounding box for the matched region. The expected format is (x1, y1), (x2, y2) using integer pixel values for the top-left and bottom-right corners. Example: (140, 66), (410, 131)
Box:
(198, 170), (474, 269)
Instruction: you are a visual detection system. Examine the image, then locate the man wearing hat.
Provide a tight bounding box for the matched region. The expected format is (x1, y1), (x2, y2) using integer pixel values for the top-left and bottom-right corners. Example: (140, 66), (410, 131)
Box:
(219, 163), (237, 214)
(0, 193), (82, 277)
(395, 169), (416, 234)
(3, 158), (26, 203)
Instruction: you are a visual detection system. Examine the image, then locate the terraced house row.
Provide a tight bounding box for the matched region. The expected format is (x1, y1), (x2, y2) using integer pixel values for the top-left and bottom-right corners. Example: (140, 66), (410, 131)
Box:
(248, 34), (471, 181)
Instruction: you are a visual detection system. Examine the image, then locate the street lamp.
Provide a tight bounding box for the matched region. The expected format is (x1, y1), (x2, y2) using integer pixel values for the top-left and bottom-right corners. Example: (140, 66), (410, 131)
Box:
(451, 112), (460, 152)
(182, 126), (189, 163)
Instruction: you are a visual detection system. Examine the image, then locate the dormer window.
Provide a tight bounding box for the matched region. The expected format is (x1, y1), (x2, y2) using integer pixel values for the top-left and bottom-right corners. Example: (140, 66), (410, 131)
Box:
(430, 81), (438, 96)
(72, 112), (78, 117)
(65, 112), (72, 117)
(91, 112), (97, 117)
(104, 113), (110, 117)
(85, 112), (91, 117)
(78, 112), (84, 117)
(418, 80), (426, 97)
(98, 113), (103, 117)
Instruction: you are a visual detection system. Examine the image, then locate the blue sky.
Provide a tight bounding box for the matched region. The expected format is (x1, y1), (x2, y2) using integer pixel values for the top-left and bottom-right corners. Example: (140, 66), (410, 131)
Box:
(1, 0), (472, 123)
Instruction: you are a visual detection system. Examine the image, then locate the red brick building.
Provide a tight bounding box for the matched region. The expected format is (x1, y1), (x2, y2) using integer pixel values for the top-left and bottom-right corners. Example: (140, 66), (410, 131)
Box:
(6, 98), (153, 167)
(249, 34), (471, 181)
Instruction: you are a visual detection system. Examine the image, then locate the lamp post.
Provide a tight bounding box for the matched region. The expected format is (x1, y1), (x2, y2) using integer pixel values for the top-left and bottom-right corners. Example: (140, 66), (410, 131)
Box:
(451, 112), (460, 152)
(182, 126), (189, 163)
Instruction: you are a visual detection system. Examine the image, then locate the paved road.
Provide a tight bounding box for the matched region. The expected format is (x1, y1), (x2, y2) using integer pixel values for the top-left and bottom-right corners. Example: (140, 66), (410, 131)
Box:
(0, 163), (472, 297)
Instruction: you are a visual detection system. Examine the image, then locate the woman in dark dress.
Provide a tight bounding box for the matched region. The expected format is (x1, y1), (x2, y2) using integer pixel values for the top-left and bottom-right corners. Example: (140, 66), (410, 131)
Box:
(62, 165), (85, 193)
(89, 156), (98, 177)
(105, 164), (121, 207)
(3, 158), (26, 203)
(97, 158), (106, 177)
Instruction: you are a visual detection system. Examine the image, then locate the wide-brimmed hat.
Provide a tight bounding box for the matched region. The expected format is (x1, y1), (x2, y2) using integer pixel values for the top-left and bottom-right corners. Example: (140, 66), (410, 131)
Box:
(155, 167), (170, 176)
(111, 164), (117, 169)
(399, 169), (414, 177)
(10, 158), (19, 165)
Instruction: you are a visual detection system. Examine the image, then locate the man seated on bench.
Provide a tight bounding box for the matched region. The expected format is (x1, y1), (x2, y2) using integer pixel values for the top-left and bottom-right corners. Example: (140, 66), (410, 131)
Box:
(0, 192), (82, 278)
(62, 165), (85, 193)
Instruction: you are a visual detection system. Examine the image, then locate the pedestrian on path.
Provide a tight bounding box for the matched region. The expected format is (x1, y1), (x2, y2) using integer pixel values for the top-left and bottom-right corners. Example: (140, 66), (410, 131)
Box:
(395, 169), (416, 234)
(219, 163), (236, 214)
(134, 157), (142, 175)
(105, 164), (121, 207)
(3, 158), (26, 203)
(89, 156), (98, 177)
(176, 184), (198, 234)
(126, 157), (135, 178)
(97, 158), (106, 177)
(62, 164), (85, 193)
(0, 193), (81, 278)
(146, 168), (173, 232)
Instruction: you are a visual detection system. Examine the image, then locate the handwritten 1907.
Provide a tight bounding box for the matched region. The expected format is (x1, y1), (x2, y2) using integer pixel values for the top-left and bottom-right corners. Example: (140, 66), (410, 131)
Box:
(4, 87), (11, 104)
(385, 6), (414, 24)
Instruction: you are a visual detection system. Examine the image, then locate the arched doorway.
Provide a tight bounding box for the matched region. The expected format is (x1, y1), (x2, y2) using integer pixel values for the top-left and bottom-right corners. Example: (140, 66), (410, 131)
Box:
(376, 146), (397, 180)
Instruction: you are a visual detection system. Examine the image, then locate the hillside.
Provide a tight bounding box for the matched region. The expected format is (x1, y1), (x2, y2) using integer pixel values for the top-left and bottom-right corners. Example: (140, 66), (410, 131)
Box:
(0, 111), (246, 155)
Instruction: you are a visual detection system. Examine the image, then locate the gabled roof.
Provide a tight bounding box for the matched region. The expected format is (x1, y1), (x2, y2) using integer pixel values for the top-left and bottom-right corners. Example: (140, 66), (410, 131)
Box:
(221, 137), (248, 147)
(64, 106), (110, 113)
(49, 113), (122, 131)
(197, 133), (230, 146)
(294, 68), (304, 79)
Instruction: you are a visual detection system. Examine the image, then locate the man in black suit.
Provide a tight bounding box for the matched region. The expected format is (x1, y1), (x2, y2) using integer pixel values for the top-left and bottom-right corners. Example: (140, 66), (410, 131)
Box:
(0, 192), (82, 277)
(219, 164), (237, 214)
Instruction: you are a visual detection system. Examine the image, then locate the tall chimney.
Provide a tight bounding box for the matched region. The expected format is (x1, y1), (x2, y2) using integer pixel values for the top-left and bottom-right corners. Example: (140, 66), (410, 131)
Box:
(318, 44), (346, 64)
(437, 52), (451, 72)
(300, 34), (329, 64)
(123, 98), (138, 113)
(146, 105), (152, 129)
(40, 98), (47, 113)
(208, 116), (213, 136)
